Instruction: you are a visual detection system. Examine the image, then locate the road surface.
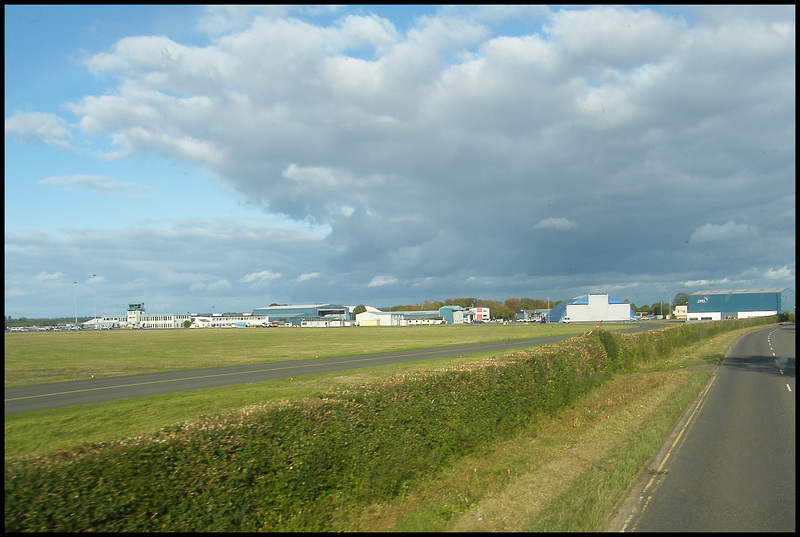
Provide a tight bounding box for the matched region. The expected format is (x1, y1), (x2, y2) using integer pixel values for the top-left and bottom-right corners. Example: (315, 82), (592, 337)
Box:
(608, 323), (795, 532)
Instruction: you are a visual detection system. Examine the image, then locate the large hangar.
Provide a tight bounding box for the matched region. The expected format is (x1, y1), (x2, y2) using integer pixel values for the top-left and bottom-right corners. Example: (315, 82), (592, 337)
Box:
(686, 288), (794, 321)
(252, 304), (352, 326)
(547, 293), (634, 323)
(355, 305), (466, 326)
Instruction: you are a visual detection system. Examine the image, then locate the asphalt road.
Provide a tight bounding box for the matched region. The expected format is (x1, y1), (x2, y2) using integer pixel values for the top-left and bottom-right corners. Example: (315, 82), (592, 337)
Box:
(6, 333), (591, 415)
(608, 323), (795, 532)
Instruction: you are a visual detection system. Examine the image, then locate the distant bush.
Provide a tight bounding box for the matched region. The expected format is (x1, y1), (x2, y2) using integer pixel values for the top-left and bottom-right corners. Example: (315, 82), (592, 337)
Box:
(4, 316), (778, 532)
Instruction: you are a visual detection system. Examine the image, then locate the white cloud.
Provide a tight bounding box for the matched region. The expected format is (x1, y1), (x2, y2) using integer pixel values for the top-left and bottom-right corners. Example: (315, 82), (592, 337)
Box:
(5, 112), (70, 147)
(534, 217), (578, 231)
(763, 266), (794, 281)
(36, 271), (66, 282)
(681, 278), (731, 288)
(296, 272), (321, 282)
(39, 175), (151, 199)
(240, 270), (282, 283)
(207, 279), (232, 291)
(689, 221), (759, 244)
(368, 275), (398, 287)
(546, 6), (685, 67)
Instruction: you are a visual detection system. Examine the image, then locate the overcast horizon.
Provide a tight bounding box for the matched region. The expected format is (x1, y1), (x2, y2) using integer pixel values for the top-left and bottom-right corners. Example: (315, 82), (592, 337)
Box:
(5, 5), (795, 318)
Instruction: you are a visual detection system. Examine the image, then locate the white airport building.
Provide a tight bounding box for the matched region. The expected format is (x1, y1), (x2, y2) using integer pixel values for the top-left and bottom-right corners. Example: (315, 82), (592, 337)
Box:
(547, 293), (635, 323)
(355, 305), (489, 326)
(82, 303), (271, 329)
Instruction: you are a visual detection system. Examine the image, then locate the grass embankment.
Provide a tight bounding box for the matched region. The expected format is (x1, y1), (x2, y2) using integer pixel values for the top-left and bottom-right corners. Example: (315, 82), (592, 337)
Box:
(4, 318), (779, 531)
(361, 328), (746, 532)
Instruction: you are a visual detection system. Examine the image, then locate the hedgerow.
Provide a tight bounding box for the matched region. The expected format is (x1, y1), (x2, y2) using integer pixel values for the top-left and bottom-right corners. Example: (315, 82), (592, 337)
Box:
(5, 316), (778, 531)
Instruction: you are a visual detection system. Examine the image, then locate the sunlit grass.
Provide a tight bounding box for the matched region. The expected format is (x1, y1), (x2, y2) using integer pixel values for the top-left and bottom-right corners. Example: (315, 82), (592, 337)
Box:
(4, 351), (504, 460)
(5, 323), (766, 531)
(4, 323), (616, 386)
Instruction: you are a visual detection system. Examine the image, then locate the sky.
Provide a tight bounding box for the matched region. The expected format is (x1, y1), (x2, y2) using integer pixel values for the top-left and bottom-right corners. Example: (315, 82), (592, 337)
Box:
(4, 5), (796, 319)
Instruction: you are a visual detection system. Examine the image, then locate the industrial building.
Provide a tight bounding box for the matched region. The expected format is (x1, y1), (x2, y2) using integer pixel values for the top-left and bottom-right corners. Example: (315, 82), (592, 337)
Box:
(546, 294), (635, 323)
(355, 305), (486, 326)
(686, 288), (794, 322)
(355, 307), (441, 326)
(251, 304), (352, 327)
(83, 303), (274, 329)
(460, 307), (490, 322)
(80, 303), (193, 329)
(355, 306), (407, 326)
(188, 313), (273, 328)
(516, 309), (550, 322)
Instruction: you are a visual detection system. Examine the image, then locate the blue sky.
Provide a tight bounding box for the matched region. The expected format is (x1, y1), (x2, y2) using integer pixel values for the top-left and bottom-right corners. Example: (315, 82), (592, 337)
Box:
(5, 5), (796, 318)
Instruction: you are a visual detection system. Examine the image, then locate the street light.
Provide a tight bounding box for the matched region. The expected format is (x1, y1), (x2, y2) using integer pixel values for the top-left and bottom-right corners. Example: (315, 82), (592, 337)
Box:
(92, 274), (97, 329)
(73, 281), (78, 326)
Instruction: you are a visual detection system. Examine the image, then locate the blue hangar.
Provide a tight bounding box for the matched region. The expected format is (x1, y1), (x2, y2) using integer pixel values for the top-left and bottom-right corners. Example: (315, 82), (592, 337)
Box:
(252, 304), (352, 327)
(686, 288), (795, 321)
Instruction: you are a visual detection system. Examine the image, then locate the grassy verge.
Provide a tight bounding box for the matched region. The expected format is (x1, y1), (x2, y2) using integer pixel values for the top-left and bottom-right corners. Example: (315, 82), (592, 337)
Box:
(345, 324), (766, 532)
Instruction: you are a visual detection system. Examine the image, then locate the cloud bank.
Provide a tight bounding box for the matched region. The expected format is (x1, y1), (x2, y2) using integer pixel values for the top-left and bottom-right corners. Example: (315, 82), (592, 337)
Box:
(4, 5), (795, 317)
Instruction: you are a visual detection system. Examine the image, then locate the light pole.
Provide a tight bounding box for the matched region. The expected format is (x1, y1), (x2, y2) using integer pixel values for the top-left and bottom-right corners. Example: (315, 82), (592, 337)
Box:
(73, 281), (78, 326)
(92, 274), (97, 329)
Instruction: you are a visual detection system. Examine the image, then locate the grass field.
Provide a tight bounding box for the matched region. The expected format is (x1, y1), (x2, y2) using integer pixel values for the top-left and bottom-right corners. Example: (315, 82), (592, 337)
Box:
(4, 322), (620, 386)
(4, 323), (627, 460)
(5, 321), (766, 531)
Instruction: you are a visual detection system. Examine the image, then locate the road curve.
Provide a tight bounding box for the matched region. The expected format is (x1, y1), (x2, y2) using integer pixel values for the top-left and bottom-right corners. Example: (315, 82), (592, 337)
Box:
(6, 334), (582, 415)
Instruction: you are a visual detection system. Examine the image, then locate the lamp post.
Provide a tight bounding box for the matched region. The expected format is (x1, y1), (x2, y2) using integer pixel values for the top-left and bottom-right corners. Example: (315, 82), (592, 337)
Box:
(92, 274), (97, 329)
(73, 281), (78, 326)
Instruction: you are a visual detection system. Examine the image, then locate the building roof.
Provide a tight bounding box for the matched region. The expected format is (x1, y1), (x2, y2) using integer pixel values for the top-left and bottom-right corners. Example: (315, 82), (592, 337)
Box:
(255, 304), (327, 310)
(689, 288), (789, 295)
(557, 293), (629, 305)
(546, 293), (632, 322)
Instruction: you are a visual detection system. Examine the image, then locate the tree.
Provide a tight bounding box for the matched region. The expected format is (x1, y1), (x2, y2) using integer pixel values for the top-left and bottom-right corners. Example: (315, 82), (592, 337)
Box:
(652, 301), (669, 316)
(673, 292), (688, 306)
(503, 298), (521, 320)
(353, 304), (366, 316)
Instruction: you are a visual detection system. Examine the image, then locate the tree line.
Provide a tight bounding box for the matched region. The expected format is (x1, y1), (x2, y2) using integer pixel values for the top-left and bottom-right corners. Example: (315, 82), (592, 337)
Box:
(374, 297), (562, 321)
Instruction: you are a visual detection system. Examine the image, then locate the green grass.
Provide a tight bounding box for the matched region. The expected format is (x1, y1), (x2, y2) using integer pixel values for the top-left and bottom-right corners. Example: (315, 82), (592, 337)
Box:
(344, 324), (768, 532)
(4, 349), (521, 460)
(523, 372), (709, 531)
(4, 321), (778, 531)
(4, 323), (616, 386)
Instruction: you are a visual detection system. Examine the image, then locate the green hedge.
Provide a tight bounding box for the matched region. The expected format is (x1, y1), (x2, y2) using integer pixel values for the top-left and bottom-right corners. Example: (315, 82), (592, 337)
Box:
(5, 317), (777, 532)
